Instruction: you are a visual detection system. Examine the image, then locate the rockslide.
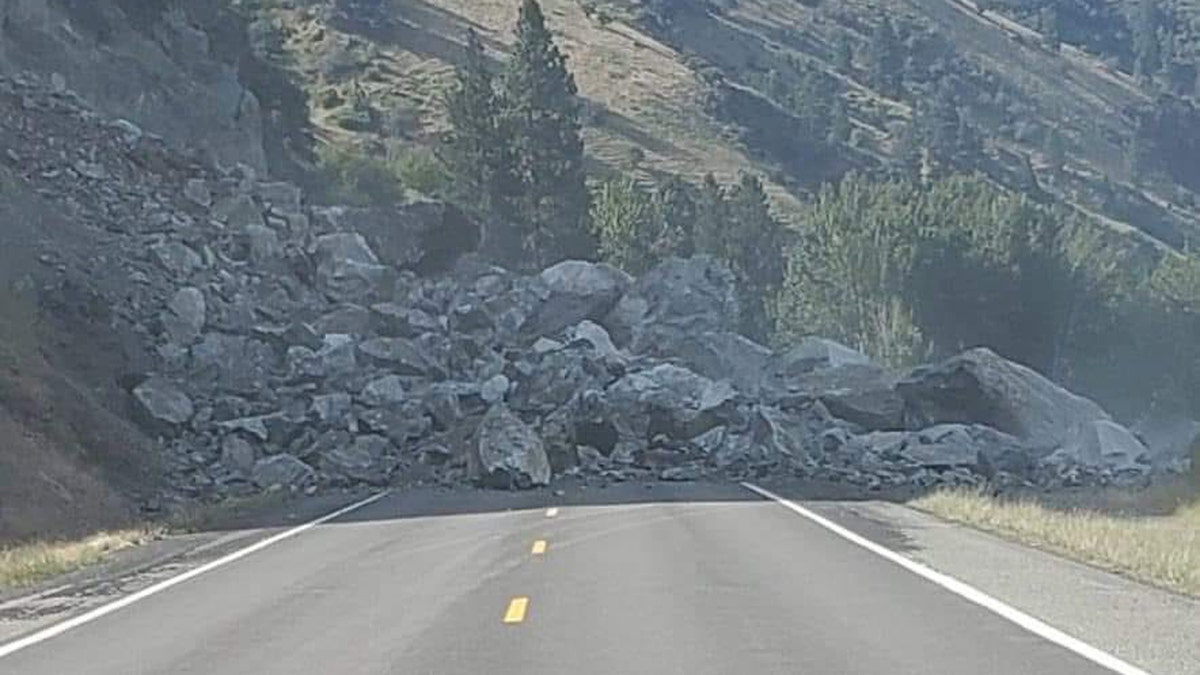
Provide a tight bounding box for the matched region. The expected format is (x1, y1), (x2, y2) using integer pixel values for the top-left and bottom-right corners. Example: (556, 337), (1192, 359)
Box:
(0, 73), (1164, 507)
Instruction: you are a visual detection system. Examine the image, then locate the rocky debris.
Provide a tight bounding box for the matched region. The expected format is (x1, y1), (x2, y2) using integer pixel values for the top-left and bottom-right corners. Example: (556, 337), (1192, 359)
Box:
(472, 404), (551, 488)
(3, 73), (1157, 502)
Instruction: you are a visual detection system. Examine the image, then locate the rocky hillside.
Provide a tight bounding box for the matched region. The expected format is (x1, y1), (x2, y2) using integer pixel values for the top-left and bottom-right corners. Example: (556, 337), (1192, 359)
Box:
(0, 70), (1179, 538)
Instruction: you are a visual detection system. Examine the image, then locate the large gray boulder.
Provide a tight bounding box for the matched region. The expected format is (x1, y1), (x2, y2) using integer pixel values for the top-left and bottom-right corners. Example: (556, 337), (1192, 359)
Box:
(602, 256), (740, 353)
(320, 435), (392, 485)
(133, 377), (194, 426)
(314, 201), (480, 274)
(522, 260), (633, 337)
(605, 364), (738, 441)
(472, 404), (551, 489)
(312, 232), (389, 300)
(251, 454), (315, 488)
(656, 330), (773, 395)
(898, 348), (1148, 466)
(766, 338), (871, 386)
(777, 364), (903, 431)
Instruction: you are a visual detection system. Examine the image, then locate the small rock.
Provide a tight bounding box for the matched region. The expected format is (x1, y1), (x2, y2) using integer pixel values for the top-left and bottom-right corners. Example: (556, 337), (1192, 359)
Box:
(133, 377), (194, 426)
(481, 374), (510, 404)
(252, 454), (314, 488)
(184, 179), (213, 208)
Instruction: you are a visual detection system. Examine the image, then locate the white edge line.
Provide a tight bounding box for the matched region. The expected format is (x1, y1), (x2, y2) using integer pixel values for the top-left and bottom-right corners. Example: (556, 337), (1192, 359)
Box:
(0, 490), (389, 660)
(740, 482), (1152, 675)
(545, 507), (559, 518)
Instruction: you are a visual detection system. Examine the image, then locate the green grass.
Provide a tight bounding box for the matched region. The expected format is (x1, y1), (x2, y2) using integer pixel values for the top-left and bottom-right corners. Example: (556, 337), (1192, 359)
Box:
(913, 481), (1200, 597)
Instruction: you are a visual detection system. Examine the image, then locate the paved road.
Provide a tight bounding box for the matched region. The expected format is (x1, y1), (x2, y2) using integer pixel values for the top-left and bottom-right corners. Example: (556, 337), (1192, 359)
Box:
(1, 482), (1127, 674)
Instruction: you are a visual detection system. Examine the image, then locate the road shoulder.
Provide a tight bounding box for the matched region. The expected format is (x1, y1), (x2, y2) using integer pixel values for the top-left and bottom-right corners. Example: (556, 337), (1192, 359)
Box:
(807, 497), (1200, 675)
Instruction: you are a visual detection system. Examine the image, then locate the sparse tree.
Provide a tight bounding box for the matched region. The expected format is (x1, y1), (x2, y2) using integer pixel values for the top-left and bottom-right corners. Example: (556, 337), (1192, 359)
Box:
(1133, 0), (1161, 81)
(444, 29), (510, 213)
(500, 0), (593, 266)
(694, 172), (729, 258)
(725, 173), (787, 341)
(829, 95), (851, 144)
(834, 32), (853, 73)
(1039, 6), (1060, 51)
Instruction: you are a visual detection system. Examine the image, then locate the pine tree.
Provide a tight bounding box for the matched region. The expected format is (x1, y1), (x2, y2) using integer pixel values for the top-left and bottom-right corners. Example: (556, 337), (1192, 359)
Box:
(869, 17), (902, 98)
(725, 173), (786, 341)
(444, 29), (509, 213)
(652, 175), (697, 258)
(694, 173), (728, 258)
(500, 0), (593, 267)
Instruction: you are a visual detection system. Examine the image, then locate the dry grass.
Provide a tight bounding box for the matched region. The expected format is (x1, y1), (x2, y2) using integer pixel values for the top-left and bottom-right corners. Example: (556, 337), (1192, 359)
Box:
(913, 483), (1200, 597)
(0, 529), (160, 591)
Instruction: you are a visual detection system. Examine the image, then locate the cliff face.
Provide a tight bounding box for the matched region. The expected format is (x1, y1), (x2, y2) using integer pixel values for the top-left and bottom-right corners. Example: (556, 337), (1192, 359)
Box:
(0, 0), (267, 171)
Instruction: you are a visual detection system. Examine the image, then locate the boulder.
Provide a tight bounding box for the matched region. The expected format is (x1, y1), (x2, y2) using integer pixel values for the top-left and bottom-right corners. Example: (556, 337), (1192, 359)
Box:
(603, 256), (740, 351)
(151, 241), (203, 277)
(312, 232), (389, 300)
(567, 320), (623, 361)
(358, 337), (441, 376)
(360, 375), (407, 407)
(220, 435), (257, 475)
(522, 260), (633, 337)
(311, 393), (353, 424)
(133, 377), (194, 426)
(317, 201), (480, 274)
(897, 348), (1134, 460)
(320, 435), (392, 485)
(251, 454), (314, 488)
(655, 330), (772, 395)
(190, 334), (275, 393)
(605, 364), (737, 441)
(481, 374), (511, 405)
(472, 404), (551, 489)
(766, 338), (871, 388)
(163, 287), (206, 343)
(313, 304), (373, 336)
(778, 364), (903, 431)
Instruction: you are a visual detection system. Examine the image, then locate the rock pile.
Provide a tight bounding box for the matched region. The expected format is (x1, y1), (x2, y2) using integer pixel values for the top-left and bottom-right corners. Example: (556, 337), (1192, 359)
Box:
(1, 73), (1160, 502)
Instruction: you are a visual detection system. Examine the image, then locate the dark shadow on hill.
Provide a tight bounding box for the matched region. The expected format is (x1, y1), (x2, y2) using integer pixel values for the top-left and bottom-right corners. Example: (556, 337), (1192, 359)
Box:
(328, 0), (507, 68)
(588, 101), (688, 159)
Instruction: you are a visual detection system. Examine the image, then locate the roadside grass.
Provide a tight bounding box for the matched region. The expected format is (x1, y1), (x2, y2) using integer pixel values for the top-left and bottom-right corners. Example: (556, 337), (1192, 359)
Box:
(913, 480), (1200, 597)
(0, 491), (298, 592)
(0, 529), (161, 591)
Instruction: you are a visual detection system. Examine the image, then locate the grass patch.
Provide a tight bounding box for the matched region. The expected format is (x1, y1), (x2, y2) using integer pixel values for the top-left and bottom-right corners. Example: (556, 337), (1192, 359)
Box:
(0, 529), (160, 591)
(913, 482), (1200, 597)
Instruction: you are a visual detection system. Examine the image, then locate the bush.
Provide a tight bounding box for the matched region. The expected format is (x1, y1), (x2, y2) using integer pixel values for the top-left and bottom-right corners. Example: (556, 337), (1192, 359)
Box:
(388, 146), (451, 197)
(318, 144), (404, 207)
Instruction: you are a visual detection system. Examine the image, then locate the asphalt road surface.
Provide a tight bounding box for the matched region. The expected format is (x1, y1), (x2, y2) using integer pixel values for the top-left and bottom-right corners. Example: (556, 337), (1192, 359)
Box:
(0, 482), (1135, 675)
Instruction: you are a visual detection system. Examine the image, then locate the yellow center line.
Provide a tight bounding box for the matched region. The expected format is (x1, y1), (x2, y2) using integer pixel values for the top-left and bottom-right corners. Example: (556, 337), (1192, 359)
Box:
(531, 540), (548, 555)
(503, 597), (529, 624)
(545, 507), (559, 518)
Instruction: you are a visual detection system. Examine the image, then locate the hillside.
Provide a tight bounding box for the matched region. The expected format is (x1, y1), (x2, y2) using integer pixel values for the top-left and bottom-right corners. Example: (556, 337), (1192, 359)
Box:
(238, 0), (1200, 249)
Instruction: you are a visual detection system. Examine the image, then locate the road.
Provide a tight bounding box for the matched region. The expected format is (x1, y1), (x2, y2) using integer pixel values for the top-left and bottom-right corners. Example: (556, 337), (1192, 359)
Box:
(0, 482), (1135, 675)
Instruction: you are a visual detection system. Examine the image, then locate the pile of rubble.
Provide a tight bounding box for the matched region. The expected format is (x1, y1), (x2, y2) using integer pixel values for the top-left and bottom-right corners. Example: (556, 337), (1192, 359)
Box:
(1, 73), (1162, 503)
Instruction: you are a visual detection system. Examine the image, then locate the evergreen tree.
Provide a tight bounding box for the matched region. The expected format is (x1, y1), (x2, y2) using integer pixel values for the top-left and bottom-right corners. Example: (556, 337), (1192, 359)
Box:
(444, 29), (509, 213)
(694, 173), (729, 259)
(652, 176), (697, 258)
(1133, 0), (1160, 81)
(869, 17), (902, 98)
(500, 0), (593, 267)
(725, 173), (787, 341)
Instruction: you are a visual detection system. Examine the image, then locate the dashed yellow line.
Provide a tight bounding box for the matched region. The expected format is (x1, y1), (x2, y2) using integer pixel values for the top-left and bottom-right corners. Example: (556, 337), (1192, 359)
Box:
(503, 597), (529, 624)
(531, 540), (548, 555)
